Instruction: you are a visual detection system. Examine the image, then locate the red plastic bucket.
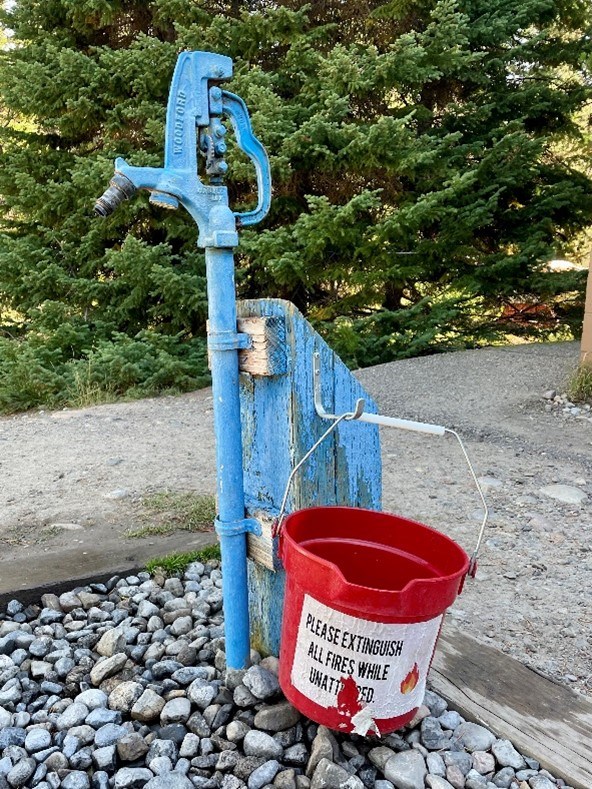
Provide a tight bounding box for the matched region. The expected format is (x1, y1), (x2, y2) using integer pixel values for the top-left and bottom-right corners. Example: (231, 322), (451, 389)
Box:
(278, 506), (469, 735)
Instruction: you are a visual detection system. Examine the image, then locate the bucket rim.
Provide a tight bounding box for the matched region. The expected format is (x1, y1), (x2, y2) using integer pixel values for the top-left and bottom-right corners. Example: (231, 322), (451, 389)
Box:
(281, 505), (470, 598)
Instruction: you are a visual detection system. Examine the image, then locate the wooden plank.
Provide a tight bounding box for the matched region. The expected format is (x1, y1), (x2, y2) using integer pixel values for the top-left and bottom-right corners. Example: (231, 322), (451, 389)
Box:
(581, 250), (592, 364)
(429, 622), (592, 789)
(238, 316), (287, 376)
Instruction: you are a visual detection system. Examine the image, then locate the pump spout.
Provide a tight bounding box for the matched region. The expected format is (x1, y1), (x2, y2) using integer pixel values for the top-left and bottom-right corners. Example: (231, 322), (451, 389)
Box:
(94, 172), (137, 217)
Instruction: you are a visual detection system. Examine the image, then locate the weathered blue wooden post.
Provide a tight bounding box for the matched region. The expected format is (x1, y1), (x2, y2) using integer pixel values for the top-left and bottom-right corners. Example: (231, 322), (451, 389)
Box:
(236, 299), (382, 657)
(94, 51), (273, 670)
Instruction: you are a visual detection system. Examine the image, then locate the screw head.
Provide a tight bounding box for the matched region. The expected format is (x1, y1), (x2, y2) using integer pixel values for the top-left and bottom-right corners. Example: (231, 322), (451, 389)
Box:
(210, 87), (222, 100)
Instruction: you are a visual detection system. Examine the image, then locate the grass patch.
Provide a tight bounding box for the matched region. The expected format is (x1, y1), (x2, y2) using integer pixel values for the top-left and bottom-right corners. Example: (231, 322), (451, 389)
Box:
(125, 491), (216, 539)
(568, 363), (592, 403)
(146, 542), (221, 576)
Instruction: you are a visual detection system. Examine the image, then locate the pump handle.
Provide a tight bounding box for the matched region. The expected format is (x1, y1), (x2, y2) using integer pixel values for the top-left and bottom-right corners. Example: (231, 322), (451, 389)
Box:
(221, 91), (272, 227)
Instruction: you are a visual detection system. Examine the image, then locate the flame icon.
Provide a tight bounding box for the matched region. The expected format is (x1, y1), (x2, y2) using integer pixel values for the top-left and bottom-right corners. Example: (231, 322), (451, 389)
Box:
(400, 662), (420, 694)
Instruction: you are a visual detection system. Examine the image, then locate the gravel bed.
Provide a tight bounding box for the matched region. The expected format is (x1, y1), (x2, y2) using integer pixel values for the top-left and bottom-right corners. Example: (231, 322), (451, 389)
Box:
(0, 561), (574, 789)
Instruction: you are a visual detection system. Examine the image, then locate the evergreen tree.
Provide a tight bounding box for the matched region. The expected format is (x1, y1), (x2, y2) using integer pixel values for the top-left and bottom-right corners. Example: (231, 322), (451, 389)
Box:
(0, 0), (590, 409)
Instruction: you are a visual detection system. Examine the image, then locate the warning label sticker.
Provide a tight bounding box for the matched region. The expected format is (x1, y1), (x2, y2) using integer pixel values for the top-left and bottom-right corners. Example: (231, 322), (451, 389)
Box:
(290, 594), (443, 726)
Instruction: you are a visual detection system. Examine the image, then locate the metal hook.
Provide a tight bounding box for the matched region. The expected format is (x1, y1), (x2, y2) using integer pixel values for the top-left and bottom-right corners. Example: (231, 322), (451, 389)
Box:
(312, 352), (488, 576)
(273, 394), (367, 538)
(313, 353), (446, 436)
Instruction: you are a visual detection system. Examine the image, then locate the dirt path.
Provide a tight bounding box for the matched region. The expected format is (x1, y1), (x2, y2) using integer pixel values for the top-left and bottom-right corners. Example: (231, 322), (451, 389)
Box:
(0, 341), (589, 696)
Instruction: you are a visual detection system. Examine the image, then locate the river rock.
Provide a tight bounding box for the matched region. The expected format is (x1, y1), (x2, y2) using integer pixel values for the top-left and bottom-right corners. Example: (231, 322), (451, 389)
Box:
(24, 728), (51, 753)
(242, 666), (280, 700)
(131, 689), (165, 722)
(248, 759), (282, 789)
(491, 739), (527, 770)
(113, 768), (154, 788)
(90, 654), (127, 685)
(383, 751), (427, 789)
(455, 722), (496, 752)
(243, 730), (283, 761)
(108, 682), (143, 713)
(253, 701), (300, 731)
(117, 733), (149, 762)
(426, 778), (455, 789)
(144, 776), (193, 789)
(160, 697), (191, 725)
(6, 758), (35, 788)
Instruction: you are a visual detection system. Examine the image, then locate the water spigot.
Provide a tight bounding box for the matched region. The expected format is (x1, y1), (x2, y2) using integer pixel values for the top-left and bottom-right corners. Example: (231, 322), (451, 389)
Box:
(94, 172), (137, 217)
(92, 51), (271, 246)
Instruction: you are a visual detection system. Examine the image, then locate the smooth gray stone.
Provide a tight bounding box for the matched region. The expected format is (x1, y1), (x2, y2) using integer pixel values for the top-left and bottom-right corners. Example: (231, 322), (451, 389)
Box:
(465, 770), (488, 789)
(24, 729), (52, 753)
(491, 767), (515, 788)
(61, 773), (91, 789)
(147, 756), (172, 775)
(425, 778), (455, 789)
(253, 701), (300, 732)
(144, 776), (193, 789)
(454, 722), (496, 752)
(383, 751), (427, 789)
(491, 739), (526, 770)
(426, 752), (446, 778)
(423, 691), (447, 717)
(113, 768), (154, 789)
(243, 730), (283, 761)
(242, 666), (280, 700)
(92, 745), (117, 772)
(160, 697), (191, 725)
(527, 777), (556, 789)
(69, 746), (93, 770)
(187, 681), (217, 710)
(248, 760), (282, 789)
(86, 707), (121, 728)
(56, 703), (89, 730)
(6, 758), (35, 788)
(310, 759), (361, 789)
(443, 751), (473, 775)
(438, 710), (464, 730)
(94, 723), (128, 748)
(420, 717), (451, 750)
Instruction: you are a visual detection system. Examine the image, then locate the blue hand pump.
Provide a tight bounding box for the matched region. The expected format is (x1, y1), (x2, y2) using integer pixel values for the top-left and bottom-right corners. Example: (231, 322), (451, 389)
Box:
(94, 51), (272, 669)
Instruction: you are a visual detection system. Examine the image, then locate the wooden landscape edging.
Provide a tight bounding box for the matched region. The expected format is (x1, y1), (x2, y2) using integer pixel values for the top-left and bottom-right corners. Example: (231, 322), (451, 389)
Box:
(580, 251), (592, 364)
(429, 622), (592, 789)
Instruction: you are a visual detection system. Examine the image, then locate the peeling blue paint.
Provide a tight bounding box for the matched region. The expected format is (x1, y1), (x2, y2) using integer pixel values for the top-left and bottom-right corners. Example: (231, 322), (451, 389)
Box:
(238, 299), (382, 657)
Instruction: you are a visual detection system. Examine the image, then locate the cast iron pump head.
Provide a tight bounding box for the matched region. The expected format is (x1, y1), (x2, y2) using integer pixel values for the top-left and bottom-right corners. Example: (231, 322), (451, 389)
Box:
(94, 50), (271, 247)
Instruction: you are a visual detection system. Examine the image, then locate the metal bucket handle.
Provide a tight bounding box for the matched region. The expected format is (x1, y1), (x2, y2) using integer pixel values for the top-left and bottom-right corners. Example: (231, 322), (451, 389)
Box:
(273, 361), (488, 578)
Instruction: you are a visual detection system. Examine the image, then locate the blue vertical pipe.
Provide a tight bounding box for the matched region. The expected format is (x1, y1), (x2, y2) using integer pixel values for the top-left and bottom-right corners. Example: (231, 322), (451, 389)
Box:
(205, 246), (250, 670)
(93, 51), (272, 671)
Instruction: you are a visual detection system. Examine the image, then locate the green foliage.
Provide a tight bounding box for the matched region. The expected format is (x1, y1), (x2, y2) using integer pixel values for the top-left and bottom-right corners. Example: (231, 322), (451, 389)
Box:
(0, 0), (590, 407)
(0, 330), (208, 412)
(145, 542), (221, 576)
(568, 363), (592, 403)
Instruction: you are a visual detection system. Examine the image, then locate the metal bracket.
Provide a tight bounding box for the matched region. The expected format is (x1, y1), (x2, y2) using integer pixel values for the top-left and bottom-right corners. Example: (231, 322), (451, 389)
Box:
(215, 516), (262, 537)
(207, 330), (252, 352)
